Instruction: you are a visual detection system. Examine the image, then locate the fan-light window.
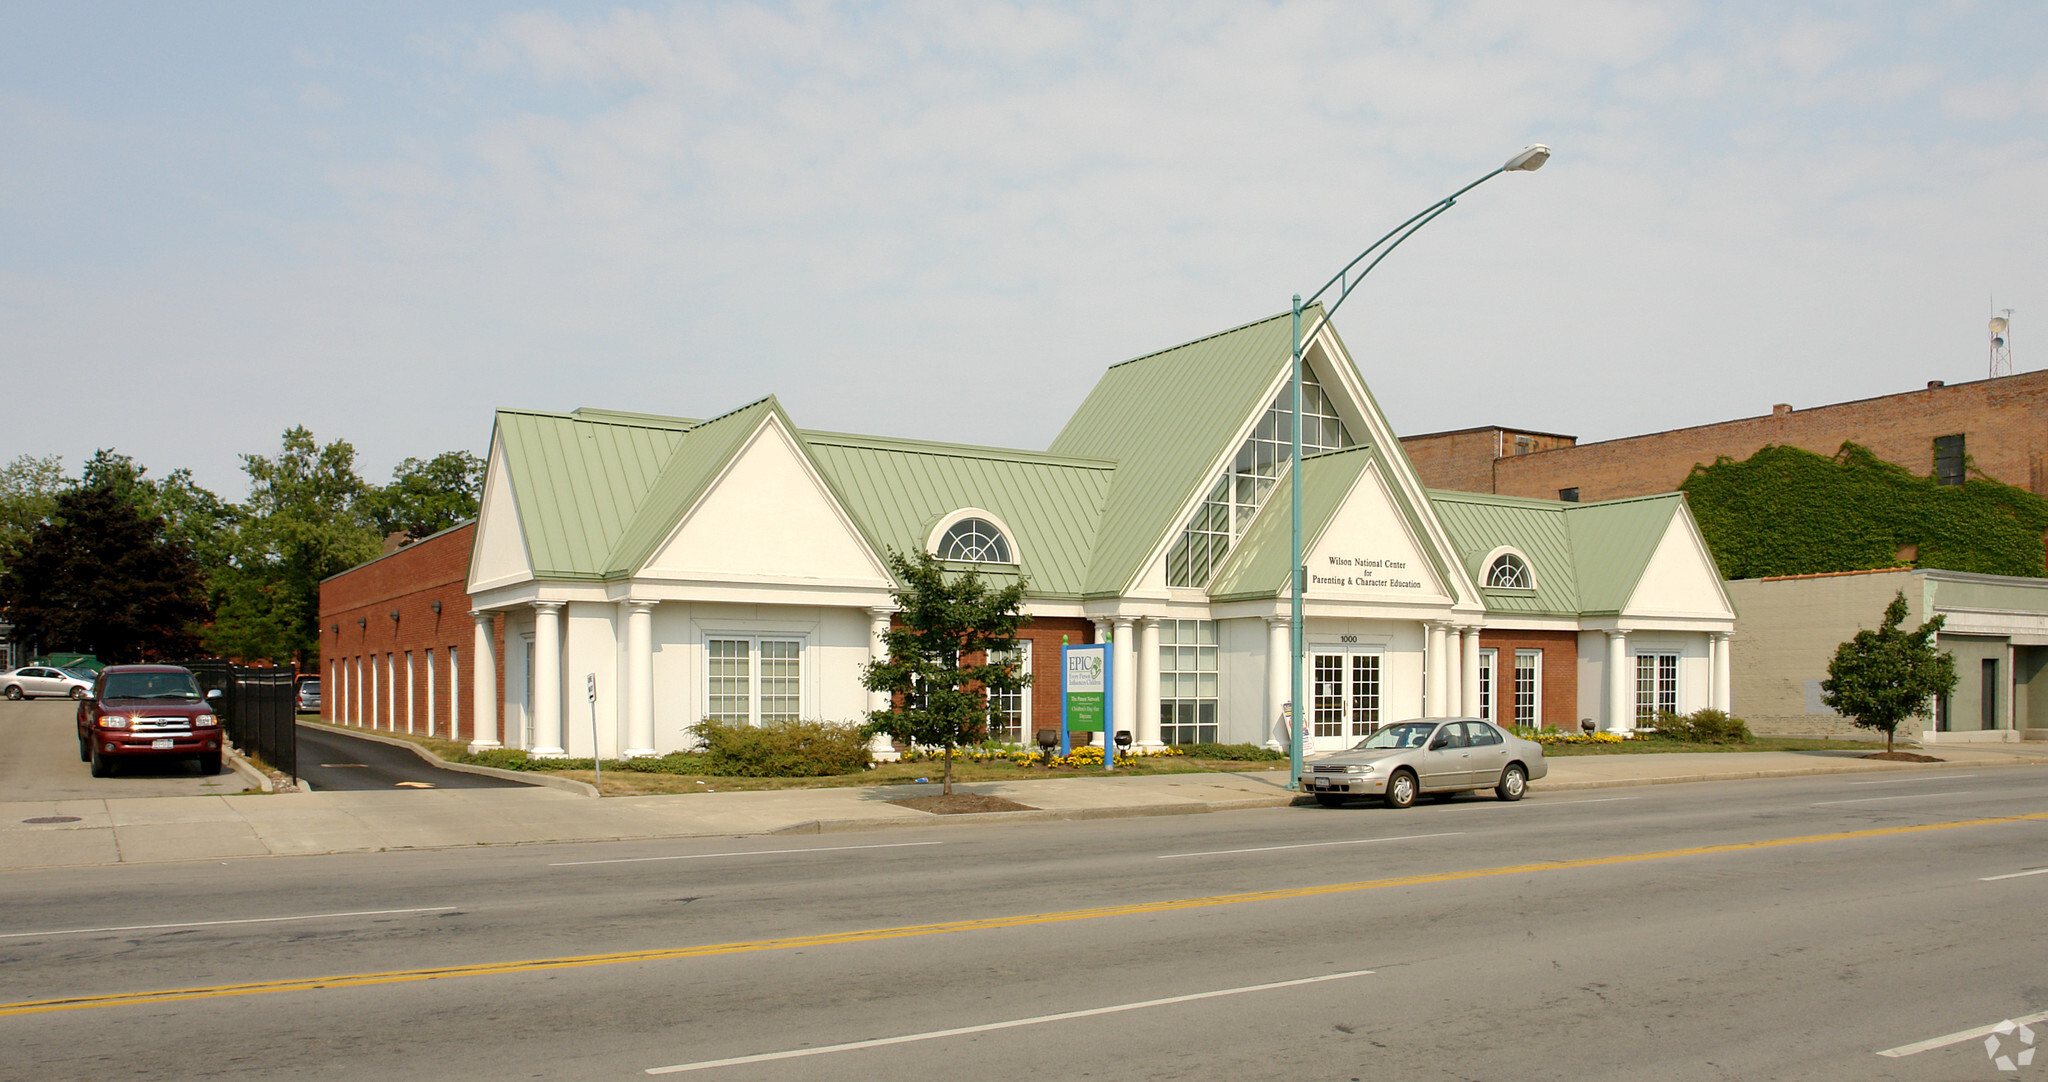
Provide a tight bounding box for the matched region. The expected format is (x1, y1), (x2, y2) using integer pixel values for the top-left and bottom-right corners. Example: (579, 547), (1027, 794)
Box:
(937, 518), (1012, 563)
(1486, 553), (1532, 589)
(1166, 366), (1354, 588)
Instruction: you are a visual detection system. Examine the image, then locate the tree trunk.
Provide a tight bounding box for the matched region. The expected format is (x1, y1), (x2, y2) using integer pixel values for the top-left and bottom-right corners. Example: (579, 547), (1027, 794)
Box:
(943, 743), (955, 795)
(1885, 727), (1894, 755)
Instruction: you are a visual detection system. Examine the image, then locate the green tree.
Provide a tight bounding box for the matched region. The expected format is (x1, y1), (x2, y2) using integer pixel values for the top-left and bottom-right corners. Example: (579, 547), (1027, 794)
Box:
(78, 449), (236, 570)
(0, 484), (208, 662)
(361, 450), (487, 540)
(0, 453), (70, 573)
(1819, 591), (1959, 753)
(205, 427), (380, 668)
(861, 549), (1030, 794)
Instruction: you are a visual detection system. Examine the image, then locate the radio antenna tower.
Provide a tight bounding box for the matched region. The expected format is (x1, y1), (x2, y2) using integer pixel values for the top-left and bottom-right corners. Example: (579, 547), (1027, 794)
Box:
(1989, 300), (2013, 379)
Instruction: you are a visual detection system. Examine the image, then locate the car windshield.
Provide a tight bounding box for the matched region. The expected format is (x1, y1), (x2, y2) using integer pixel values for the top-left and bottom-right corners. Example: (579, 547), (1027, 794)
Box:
(101, 672), (202, 701)
(1354, 722), (1440, 750)
(302, 680), (321, 692)
(60, 668), (95, 681)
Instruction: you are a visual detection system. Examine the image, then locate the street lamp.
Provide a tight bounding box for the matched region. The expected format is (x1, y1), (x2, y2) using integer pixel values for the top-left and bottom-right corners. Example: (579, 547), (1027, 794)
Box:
(1287, 144), (1550, 789)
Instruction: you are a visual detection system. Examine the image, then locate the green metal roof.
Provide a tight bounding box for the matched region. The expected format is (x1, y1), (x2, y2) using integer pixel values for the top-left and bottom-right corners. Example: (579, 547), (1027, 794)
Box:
(1428, 490), (1583, 615)
(1564, 493), (1686, 613)
(1049, 308), (1325, 598)
(600, 397), (785, 578)
(802, 432), (1114, 599)
(494, 407), (693, 580)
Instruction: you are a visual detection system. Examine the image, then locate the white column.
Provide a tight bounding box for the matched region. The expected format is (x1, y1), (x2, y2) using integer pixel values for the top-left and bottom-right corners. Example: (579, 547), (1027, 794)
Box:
(1606, 630), (1630, 733)
(1712, 632), (1733, 713)
(1266, 617), (1290, 749)
(1112, 616), (1136, 749)
(625, 600), (656, 758)
(1425, 622), (1449, 718)
(866, 608), (898, 761)
(425, 649), (437, 738)
(1461, 628), (1482, 718)
(469, 611), (500, 750)
(1444, 630), (1462, 718)
(531, 601), (566, 757)
(1136, 617), (1163, 750)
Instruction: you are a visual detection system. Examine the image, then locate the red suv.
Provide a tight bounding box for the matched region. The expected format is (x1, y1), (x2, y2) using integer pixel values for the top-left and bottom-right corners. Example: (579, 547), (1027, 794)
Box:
(77, 665), (224, 776)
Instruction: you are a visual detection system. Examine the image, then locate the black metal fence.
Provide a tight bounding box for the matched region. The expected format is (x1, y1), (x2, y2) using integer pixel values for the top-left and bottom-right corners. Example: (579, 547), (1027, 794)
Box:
(174, 659), (298, 780)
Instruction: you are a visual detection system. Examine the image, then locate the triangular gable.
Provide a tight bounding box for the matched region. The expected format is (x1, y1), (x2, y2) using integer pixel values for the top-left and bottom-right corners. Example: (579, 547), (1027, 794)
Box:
(640, 412), (892, 587)
(1301, 459), (1452, 605)
(492, 407), (692, 579)
(1622, 504), (1736, 619)
(468, 432), (534, 592)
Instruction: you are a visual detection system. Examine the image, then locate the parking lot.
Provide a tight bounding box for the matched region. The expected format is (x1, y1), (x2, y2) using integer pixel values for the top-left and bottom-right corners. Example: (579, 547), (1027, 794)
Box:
(0, 699), (258, 800)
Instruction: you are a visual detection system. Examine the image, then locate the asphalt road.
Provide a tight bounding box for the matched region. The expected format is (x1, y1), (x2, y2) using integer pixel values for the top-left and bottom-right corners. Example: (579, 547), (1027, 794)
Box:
(3, 767), (2047, 1081)
(0, 699), (249, 799)
(294, 723), (529, 791)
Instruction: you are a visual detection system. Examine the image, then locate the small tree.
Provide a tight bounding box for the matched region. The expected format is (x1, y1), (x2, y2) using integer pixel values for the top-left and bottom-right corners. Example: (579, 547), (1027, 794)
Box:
(862, 550), (1029, 794)
(1819, 590), (1958, 753)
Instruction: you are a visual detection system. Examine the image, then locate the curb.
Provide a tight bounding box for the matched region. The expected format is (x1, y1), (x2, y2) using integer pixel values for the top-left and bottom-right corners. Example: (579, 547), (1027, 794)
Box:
(1528, 754), (2042, 793)
(223, 746), (273, 794)
(299, 720), (600, 798)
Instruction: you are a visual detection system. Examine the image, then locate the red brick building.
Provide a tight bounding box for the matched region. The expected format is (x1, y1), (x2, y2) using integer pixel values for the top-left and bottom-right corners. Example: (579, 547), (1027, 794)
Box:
(1401, 368), (2048, 502)
(317, 522), (502, 746)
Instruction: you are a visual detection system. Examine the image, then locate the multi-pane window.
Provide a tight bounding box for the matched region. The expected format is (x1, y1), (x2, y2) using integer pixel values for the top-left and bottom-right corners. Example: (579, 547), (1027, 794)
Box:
(1312, 652), (1380, 739)
(708, 637), (805, 725)
(1514, 650), (1541, 727)
(1477, 648), (1497, 723)
(1635, 653), (1678, 722)
(1166, 367), (1354, 587)
(1934, 434), (1965, 486)
(1158, 620), (1219, 745)
(937, 517), (1012, 563)
(986, 642), (1031, 744)
(1486, 553), (1531, 589)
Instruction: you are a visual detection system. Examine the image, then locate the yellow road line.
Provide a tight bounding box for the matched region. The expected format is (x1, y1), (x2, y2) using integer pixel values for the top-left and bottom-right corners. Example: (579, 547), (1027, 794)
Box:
(9, 810), (2046, 1018)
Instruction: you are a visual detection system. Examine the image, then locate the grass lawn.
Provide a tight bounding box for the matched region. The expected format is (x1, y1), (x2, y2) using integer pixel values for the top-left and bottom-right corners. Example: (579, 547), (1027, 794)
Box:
(1540, 735), (1886, 756)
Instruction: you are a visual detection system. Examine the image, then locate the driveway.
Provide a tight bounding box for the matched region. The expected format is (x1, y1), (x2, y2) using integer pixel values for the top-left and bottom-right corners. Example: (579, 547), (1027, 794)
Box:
(0, 699), (255, 800)
(295, 723), (529, 791)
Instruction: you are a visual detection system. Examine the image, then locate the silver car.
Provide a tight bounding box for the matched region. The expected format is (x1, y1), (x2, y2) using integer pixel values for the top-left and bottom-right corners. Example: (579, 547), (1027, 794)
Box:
(1300, 717), (1549, 809)
(1, 665), (96, 701)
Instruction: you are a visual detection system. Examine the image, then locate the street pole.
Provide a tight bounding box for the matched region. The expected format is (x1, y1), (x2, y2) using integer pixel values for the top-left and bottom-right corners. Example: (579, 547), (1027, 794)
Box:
(1286, 144), (1550, 791)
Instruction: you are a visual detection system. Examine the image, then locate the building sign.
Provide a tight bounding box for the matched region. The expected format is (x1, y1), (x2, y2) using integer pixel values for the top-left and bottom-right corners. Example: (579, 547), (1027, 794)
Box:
(1310, 554), (1427, 592)
(1062, 643), (1109, 734)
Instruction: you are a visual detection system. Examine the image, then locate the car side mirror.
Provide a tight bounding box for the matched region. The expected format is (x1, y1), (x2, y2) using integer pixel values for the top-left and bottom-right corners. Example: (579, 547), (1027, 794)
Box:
(205, 688), (223, 701)
(1428, 735), (1449, 750)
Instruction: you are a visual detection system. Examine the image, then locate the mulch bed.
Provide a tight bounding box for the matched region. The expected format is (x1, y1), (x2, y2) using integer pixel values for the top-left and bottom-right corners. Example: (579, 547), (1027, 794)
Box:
(1862, 751), (1946, 762)
(888, 794), (1039, 815)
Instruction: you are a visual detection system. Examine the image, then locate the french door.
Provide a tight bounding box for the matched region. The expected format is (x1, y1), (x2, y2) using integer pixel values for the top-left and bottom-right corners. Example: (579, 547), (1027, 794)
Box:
(1309, 649), (1382, 753)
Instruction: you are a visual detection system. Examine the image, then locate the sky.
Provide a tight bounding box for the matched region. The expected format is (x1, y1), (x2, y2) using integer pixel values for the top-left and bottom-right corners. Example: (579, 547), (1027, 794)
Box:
(3, 1), (2044, 500)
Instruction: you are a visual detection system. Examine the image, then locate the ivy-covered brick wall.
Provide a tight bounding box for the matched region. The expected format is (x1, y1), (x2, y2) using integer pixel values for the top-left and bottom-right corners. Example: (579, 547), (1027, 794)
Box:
(1681, 443), (2048, 580)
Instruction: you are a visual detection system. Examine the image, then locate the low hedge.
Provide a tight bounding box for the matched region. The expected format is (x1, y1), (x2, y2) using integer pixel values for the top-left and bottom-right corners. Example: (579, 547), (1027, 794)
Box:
(459, 719), (872, 777)
(1648, 708), (1753, 745)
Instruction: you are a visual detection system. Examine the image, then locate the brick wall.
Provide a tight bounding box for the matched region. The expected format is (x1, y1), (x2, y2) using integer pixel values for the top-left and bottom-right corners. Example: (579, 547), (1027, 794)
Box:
(1479, 629), (1578, 731)
(1401, 369), (2048, 502)
(317, 524), (491, 744)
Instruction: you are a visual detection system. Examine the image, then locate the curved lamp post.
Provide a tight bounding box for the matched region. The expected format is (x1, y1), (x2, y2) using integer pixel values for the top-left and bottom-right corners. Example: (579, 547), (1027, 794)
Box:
(1288, 144), (1550, 789)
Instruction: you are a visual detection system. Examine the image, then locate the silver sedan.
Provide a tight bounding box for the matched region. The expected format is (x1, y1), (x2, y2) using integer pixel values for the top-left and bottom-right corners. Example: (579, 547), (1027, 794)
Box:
(1, 665), (96, 700)
(1299, 717), (1549, 809)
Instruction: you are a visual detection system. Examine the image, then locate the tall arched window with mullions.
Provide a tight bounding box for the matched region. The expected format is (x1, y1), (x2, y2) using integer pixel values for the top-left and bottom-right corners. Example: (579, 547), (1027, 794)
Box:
(935, 517), (1012, 564)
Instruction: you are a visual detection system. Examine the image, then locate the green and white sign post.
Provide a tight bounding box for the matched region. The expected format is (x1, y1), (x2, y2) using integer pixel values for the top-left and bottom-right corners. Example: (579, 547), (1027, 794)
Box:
(1061, 641), (1111, 767)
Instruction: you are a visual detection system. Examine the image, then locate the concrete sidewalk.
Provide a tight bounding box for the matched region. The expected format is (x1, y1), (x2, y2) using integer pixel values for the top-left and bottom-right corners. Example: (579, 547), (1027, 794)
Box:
(7, 744), (2045, 871)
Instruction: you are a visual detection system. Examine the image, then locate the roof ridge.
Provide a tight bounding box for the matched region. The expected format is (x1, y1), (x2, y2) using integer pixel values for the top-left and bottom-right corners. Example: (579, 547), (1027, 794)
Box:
(801, 429), (1116, 468)
(496, 406), (697, 432)
(1106, 304), (1321, 370)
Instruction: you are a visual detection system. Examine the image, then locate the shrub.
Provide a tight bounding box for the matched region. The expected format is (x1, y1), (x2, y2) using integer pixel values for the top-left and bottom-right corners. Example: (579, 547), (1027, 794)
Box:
(457, 748), (716, 774)
(689, 718), (873, 777)
(1651, 708), (1753, 744)
(1179, 742), (1286, 761)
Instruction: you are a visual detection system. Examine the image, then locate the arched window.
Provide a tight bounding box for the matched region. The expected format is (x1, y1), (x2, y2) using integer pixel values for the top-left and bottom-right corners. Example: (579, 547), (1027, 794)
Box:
(1486, 553), (1532, 589)
(936, 517), (1012, 563)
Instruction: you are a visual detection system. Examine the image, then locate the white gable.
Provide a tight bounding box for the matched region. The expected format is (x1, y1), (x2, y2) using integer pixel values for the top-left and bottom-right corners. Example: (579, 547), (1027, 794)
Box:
(642, 417), (892, 587)
(468, 436), (534, 592)
(1623, 510), (1735, 619)
(1302, 461), (1453, 605)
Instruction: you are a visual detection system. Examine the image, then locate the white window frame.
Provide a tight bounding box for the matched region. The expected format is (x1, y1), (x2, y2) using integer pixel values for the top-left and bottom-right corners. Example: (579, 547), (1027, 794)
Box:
(1513, 649), (1542, 728)
(703, 635), (809, 727)
(986, 640), (1032, 744)
(926, 508), (1019, 565)
(1477, 648), (1499, 724)
(1635, 652), (1680, 723)
(1159, 620), (1221, 745)
(1480, 546), (1537, 591)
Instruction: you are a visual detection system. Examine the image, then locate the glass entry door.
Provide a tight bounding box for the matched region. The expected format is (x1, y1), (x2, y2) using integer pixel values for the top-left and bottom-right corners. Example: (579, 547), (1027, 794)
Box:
(1309, 650), (1382, 753)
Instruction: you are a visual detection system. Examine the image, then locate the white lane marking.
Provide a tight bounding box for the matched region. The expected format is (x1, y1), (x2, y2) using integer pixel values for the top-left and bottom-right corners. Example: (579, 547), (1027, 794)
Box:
(0, 906), (457, 941)
(645, 969), (1375, 1075)
(1531, 797), (1636, 807)
(549, 841), (942, 867)
(1159, 832), (1461, 859)
(1848, 775), (1976, 785)
(1980, 867), (2048, 882)
(1877, 1008), (2048, 1057)
(1811, 791), (1973, 807)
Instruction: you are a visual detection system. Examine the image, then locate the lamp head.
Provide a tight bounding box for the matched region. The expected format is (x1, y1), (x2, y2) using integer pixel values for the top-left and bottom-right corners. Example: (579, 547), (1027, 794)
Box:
(1503, 144), (1551, 172)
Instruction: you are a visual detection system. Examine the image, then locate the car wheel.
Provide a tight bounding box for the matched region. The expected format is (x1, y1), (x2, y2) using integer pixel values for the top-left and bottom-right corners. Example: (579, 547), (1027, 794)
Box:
(1383, 769), (1417, 809)
(70, 686), (88, 700)
(90, 744), (112, 778)
(197, 753), (222, 776)
(3, 685), (21, 700)
(1313, 793), (1348, 808)
(78, 734), (91, 763)
(1496, 763), (1528, 802)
